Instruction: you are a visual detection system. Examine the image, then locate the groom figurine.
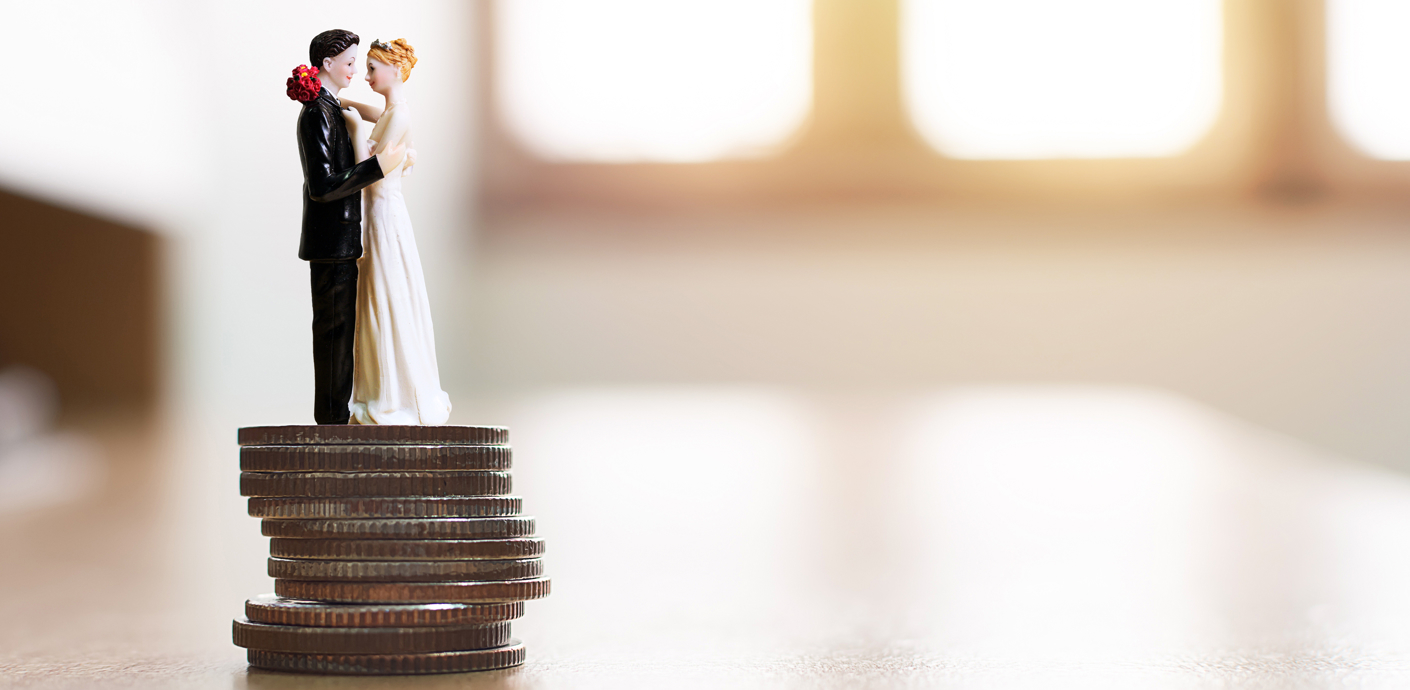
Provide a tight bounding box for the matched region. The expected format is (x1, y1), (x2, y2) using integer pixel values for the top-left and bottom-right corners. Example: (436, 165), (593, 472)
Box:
(298, 29), (404, 424)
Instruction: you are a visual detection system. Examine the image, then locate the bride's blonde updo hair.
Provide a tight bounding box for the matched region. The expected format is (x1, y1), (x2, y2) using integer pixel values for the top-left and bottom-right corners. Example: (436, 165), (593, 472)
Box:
(368, 38), (417, 82)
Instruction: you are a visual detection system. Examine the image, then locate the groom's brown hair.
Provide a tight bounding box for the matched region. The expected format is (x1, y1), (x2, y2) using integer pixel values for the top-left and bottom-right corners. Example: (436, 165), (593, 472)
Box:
(310, 29), (360, 69)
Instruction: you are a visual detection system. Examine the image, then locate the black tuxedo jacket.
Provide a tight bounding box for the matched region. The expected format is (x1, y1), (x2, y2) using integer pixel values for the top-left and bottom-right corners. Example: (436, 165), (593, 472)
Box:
(296, 89), (383, 261)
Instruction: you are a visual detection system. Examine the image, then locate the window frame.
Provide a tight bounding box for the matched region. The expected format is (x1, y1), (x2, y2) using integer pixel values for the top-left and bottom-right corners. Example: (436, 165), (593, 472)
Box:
(477, 0), (1408, 215)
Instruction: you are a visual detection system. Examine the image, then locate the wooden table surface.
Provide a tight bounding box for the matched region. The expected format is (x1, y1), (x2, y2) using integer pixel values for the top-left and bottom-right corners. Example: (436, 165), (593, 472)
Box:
(4, 386), (1410, 689)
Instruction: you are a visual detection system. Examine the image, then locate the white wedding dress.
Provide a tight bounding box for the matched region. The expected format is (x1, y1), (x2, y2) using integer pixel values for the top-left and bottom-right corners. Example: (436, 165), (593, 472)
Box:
(349, 104), (452, 425)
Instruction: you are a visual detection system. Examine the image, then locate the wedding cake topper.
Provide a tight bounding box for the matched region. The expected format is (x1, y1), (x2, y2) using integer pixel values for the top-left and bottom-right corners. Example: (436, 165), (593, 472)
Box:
(293, 29), (449, 426)
(236, 32), (542, 677)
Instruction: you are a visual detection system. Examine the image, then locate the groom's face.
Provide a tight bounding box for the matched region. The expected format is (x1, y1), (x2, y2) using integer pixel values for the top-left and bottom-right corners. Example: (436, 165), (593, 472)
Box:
(321, 45), (359, 90)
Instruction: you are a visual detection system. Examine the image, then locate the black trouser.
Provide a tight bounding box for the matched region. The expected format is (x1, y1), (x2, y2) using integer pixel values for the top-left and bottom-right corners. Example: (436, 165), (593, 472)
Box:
(310, 260), (358, 424)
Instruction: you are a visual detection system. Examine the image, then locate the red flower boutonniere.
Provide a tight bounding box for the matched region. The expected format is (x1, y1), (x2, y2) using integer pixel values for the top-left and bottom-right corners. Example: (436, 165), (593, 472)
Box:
(286, 65), (321, 103)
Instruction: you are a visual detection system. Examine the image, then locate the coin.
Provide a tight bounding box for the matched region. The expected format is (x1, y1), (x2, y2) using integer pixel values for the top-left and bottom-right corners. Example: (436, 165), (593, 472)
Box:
(245, 595), (524, 628)
(269, 557), (543, 582)
(246, 642), (526, 675)
(271, 538), (546, 561)
(250, 496), (523, 519)
(262, 517), (535, 540)
(240, 471), (512, 498)
(239, 425), (508, 446)
(241, 445), (512, 472)
(276, 578), (552, 604)
(233, 618), (511, 654)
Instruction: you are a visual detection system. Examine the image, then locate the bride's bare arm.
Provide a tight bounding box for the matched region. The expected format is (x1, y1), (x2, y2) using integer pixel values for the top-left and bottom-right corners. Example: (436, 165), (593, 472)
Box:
(339, 97), (383, 123)
(342, 108), (372, 162)
(368, 110), (408, 172)
(369, 109), (411, 158)
(371, 122), (407, 174)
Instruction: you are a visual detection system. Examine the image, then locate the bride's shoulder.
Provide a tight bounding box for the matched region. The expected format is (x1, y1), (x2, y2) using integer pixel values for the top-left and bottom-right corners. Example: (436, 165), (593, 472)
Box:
(385, 103), (413, 122)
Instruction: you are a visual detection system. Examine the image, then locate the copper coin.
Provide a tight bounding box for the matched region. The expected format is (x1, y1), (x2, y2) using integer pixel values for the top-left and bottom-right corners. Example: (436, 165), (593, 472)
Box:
(238, 425), (508, 446)
(269, 557), (543, 582)
(270, 538), (546, 561)
(262, 517), (535, 540)
(246, 641), (526, 675)
(276, 578), (552, 604)
(250, 496), (523, 519)
(241, 445), (512, 472)
(233, 618), (511, 654)
(245, 595), (524, 628)
(240, 471), (512, 498)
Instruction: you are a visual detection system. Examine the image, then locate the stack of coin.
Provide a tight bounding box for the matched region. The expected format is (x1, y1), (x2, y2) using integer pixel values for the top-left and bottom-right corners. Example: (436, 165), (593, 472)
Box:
(233, 425), (549, 675)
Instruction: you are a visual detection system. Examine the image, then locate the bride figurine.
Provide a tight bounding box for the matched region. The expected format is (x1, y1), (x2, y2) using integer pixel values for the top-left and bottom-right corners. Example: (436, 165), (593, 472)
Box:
(339, 38), (452, 425)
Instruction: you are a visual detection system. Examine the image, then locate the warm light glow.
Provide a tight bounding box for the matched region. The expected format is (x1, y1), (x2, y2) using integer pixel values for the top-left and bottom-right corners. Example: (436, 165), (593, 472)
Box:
(897, 388), (1217, 657)
(494, 0), (813, 163)
(1327, 0), (1410, 160)
(507, 388), (822, 633)
(901, 0), (1223, 159)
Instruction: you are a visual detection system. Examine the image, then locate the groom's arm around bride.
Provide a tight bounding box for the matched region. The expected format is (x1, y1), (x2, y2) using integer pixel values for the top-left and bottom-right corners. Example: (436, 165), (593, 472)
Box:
(295, 96), (405, 261)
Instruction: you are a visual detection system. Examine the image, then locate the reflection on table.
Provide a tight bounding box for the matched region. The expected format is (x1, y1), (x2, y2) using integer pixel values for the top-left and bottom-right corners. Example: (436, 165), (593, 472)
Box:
(4, 386), (1410, 689)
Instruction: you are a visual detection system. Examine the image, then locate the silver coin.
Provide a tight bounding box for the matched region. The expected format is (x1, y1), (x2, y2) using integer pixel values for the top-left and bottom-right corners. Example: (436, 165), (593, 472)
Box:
(246, 642), (526, 675)
(233, 618), (511, 654)
(276, 578), (552, 604)
(238, 425), (508, 446)
(269, 557), (544, 582)
(241, 444), (512, 472)
(244, 594), (523, 627)
(270, 538), (546, 561)
(240, 471), (512, 498)
(250, 496), (522, 519)
(262, 517), (535, 540)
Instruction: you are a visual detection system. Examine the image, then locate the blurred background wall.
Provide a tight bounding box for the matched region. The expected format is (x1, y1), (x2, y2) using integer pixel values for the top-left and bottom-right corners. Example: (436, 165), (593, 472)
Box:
(0, 191), (159, 413)
(8, 0), (1410, 467)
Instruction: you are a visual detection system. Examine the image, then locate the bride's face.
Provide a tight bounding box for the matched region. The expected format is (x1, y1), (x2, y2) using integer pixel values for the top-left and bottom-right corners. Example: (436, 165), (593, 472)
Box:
(365, 57), (398, 95)
(322, 45), (359, 89)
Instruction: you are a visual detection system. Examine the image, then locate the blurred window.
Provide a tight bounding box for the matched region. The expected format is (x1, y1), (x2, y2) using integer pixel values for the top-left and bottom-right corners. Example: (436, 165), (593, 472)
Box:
(900, 0), (1223, 159)
(1327, 0), (1410, 160)
(494, 0), (813, 163)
